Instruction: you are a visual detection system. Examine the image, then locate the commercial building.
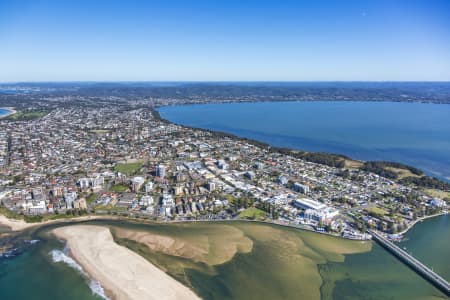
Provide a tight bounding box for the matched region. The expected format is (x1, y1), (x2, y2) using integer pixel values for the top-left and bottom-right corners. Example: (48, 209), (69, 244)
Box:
(293, 198), (326, 210)
(278, 175), (288, 185)
(207, 181), (216, 192)
(145, 182), (153, 193)
(293, 182), (310, 194)
(131, 176), (145, 191)
(294, 198), (339, 222)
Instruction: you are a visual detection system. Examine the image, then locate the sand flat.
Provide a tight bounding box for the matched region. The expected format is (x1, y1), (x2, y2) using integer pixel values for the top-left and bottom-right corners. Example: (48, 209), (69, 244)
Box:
(113, 224), (253, 266)
(52, 225), (201, 300)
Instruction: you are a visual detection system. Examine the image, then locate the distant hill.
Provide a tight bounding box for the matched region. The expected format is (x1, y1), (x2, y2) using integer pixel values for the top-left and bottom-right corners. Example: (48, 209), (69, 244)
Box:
(1, 82), (450, 104)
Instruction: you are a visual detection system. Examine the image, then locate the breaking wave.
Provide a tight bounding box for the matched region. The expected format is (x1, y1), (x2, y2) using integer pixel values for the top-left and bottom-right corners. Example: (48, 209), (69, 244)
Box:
(49, 247), (109, 299)
(49, 249), (84, 273)
(25, 239), (40, 245)
(89, 280), (108, 299)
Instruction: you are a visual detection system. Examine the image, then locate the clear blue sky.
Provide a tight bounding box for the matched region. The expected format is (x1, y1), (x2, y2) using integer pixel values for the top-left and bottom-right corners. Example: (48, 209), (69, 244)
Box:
(1, 0), (449, 82)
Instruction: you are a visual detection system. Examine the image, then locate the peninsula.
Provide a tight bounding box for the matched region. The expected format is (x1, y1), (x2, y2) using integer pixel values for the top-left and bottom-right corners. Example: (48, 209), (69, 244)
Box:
(0, 84), (448, 241)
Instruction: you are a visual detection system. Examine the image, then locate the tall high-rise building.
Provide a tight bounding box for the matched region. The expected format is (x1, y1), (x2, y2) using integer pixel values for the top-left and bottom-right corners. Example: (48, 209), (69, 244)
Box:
(156, 164), (166, 178)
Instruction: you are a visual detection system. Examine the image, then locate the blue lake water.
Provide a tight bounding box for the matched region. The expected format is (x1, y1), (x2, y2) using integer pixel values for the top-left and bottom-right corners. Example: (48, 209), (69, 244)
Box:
(158, 101), (450, 181)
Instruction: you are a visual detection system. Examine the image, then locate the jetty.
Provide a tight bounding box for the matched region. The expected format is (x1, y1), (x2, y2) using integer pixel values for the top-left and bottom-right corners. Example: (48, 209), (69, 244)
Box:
(370, 230), (450, 296)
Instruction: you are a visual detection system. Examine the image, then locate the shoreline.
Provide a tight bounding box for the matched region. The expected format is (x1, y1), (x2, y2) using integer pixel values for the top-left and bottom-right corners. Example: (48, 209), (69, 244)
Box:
(0, 215), (117, 232)
(52, 225), (201, 300)
(154, 103), (450, 183)
(153, 98), (450, 108)
(0, 107), (16, 118)
(0, 212), (371, 241)
(395, 211), (448, 237)
(2, 210), (447, 241)
(1, 199), (447, 244)
(0, 213), (338, 236)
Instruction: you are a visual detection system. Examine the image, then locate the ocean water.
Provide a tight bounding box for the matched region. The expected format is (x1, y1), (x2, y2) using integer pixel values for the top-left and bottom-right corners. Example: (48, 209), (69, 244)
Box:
(0, 234), (102, 300)
(158, 101), (450, 180)
(0, 108), (11, 117)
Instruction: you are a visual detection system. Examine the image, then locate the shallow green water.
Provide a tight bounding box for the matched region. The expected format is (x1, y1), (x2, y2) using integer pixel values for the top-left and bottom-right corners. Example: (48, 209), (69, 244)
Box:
(322, 243), (446, 300)
(109, 220), (448, 300)
(0, 218), (448, 300)
(397, 214), (449, 281)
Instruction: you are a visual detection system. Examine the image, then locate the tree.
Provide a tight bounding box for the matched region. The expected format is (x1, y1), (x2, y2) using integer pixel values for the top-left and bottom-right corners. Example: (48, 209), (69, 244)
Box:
(388, 222), (396, 233)
(361, 222), (367, 233)
(272, 209), (279, 219)
(318, 219), (324, 228)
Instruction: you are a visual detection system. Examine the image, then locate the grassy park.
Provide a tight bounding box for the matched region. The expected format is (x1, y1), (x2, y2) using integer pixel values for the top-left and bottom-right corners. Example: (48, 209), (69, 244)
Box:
(238, 207), (267, 220)
(109, 183), (129, 192)
(114, 162), (143, 175)
(6, 110), (47, 120)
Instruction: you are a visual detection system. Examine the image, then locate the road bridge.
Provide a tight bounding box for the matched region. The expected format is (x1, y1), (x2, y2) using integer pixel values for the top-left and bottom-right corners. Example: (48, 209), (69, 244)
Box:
(370, 230), (450, 297)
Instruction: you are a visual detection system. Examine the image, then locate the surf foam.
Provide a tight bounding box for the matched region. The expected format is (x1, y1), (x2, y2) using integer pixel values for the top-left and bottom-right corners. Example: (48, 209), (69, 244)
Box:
(49, 247), (109, 299)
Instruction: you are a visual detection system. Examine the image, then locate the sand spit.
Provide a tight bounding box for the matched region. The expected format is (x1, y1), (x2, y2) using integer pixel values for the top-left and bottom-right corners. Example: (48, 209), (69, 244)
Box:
(52, 225), (201, 300)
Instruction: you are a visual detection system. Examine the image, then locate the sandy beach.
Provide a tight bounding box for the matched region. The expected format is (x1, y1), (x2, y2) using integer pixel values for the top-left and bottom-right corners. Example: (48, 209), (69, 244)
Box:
(52, 225), (201, 300)
(0, 215), (36, 231)
(0, 107), (16, 118)
(0, 215), (112, 232)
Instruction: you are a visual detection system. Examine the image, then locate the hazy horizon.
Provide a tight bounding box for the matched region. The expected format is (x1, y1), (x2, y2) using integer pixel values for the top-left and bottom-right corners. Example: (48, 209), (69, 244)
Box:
(1, 80), (450, 84)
